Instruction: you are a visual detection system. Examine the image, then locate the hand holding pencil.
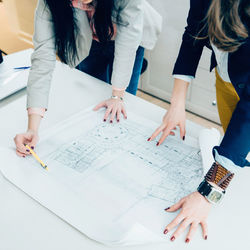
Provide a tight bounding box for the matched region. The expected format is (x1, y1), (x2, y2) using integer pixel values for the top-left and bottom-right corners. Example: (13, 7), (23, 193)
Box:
(14, 129), (39, 157)
(25, 144), (48, 171)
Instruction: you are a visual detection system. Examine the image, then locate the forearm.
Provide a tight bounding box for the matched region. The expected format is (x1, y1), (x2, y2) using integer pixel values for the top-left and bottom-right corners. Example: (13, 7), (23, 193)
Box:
(28, 114), (42, 133)
(171, 78), (190, 105)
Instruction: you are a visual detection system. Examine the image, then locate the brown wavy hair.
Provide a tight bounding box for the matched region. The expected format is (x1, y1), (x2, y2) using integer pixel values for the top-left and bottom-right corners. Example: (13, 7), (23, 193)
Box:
(205, 0), (250, 52)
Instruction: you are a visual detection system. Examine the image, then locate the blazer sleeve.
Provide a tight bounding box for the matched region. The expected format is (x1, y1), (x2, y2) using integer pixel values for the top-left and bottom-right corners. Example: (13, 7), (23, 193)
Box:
(172, 0), (210, 77)
(27, 0), (56, 109)
(213, 76), (250, 167)
(111, 0), (144, 89)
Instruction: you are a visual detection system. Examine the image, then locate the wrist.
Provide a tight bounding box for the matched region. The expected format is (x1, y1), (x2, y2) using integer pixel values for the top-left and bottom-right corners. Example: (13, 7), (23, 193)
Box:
(197, 162), (235, 205)
(205, 162), (234, 191)
(207, 181), (224, 192)
(196, 191), (211, 205)
(197, 180), (225, 205)
(27, 128), (38, 134)
(170, 97), (185, 107)
(112, 89), (125, 98)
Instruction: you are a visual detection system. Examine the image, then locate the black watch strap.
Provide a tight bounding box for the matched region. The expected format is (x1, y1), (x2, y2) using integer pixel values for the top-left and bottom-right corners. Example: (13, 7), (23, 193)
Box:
(197, 180), (213, 197)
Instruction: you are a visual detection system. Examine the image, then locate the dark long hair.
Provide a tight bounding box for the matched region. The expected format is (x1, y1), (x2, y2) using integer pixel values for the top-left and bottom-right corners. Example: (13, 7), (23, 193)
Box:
(44, 0), (114, 64)
(206, 0), (250, 52)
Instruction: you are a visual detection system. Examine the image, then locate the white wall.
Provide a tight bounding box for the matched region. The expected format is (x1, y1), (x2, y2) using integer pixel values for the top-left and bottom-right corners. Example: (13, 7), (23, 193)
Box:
(141, 0), (220, 123)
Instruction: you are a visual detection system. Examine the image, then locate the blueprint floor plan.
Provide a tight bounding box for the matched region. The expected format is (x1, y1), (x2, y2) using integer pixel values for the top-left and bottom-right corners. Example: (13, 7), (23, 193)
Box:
(47, 115), (203, 206)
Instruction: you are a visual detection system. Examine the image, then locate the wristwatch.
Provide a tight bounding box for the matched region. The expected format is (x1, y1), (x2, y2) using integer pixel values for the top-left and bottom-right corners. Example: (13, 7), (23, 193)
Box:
(197, 180), (225, 205)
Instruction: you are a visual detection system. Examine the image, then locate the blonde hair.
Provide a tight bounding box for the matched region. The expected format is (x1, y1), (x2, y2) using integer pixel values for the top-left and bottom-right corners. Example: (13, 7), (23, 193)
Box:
(205, 0), (249, 52)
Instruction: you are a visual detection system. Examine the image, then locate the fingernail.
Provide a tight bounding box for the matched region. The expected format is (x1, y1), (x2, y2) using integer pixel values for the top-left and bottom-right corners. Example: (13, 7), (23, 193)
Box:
(117, 120), (120, 123)
(26, 149), (30, 152)
(31, 146), (34, 150)
(110, 120), (113, 123)
(165, 207), (170, 211)
(183, 136), (185, 141)
(185, 238), (190, 243)
(23, 156), (25, 158)
(205, 235), (208, 240)
(156, 142), (159, 146)
(103, 119), (106, 122)
(125, 116), (127, 119)
(163, 229), (168, 234)
(170, 236), (175, 242)
(147, 138), (151, 141)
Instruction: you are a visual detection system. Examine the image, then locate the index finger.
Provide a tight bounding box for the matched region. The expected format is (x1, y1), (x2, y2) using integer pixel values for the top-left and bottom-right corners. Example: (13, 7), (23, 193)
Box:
(149, 124), (165, 141)
(15, 137), (29, 154)
(157, 127), (174, 146)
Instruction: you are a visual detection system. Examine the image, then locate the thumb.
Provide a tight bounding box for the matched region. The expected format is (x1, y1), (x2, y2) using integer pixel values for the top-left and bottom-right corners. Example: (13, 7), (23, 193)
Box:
(24, 132), (34, 141)
(93, 101), (106, 111)
(28, 134), (39, 148)
(165, 198), (184, 212)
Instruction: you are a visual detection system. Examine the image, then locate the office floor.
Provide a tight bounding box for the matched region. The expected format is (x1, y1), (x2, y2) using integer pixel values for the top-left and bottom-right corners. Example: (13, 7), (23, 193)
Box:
(0, 2), (222, 133)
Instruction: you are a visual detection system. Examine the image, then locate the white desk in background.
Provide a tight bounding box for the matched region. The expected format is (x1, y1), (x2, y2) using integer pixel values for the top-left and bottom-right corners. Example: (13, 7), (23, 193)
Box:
(0, 49), (33, 103)
(0, 62), (249, 250)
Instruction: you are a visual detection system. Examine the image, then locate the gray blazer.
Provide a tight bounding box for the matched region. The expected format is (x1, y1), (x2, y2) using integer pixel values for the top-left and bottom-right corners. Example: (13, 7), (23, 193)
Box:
(27, 0), (162, 109)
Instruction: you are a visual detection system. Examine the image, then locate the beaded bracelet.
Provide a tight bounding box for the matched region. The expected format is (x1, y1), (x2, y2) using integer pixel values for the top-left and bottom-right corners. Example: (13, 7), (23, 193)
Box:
(205, 162), (234, 190)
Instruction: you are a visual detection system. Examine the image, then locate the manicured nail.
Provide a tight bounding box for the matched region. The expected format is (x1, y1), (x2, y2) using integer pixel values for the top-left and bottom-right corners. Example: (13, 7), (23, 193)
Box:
(23, 156), (25, 158)
(165, 207), (170, 211)
(103, 119), (106, 122)
(125, 116), (127, 119)
(26, 149), (30, 152)
(31, 146), (34, 150)
(185, 238), (190, 243)
(170, 236), (175, 242)
(110, 120), (113, 123)
(156, 142), (159, 146)
(163, 229), (168, 234)
(117, 120), (120, 123)
(183, 136), (185, 141)
(147, 138), (151, 141)
(205, 235), (208, 240)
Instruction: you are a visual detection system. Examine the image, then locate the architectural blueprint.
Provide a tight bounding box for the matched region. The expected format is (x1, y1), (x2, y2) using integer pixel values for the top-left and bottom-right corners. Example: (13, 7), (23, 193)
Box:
(46, 116), (203, 206)
(0, 108), (213, 245)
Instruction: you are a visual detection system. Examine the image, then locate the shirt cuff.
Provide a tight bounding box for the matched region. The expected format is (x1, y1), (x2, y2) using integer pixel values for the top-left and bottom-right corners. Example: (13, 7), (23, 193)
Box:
(173, 74), (194, 83)
(214, 149), (240, 173)
(27, 108), (46, 118)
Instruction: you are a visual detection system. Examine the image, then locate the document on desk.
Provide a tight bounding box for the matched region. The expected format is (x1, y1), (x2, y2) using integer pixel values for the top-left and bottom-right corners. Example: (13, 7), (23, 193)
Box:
(0, 108), (220, 246)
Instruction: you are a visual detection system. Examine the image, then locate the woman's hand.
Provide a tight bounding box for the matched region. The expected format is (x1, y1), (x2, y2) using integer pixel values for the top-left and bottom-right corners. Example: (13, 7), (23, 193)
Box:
(148, 101), (186, 145)
(164, 192), (211, 243)
(94, 98), (127, 122)
(94, 89), (127, 122)
(148, 78), (189, 145)
(14, 129), (39, 157)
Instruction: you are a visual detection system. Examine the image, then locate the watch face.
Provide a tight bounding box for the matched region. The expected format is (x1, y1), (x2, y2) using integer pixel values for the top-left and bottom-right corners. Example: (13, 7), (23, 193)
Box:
(208, 190), (223, 203)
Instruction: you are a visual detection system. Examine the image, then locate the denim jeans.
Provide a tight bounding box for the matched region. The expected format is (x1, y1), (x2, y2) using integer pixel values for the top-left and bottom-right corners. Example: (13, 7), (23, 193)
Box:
(76, 40), (145, 95)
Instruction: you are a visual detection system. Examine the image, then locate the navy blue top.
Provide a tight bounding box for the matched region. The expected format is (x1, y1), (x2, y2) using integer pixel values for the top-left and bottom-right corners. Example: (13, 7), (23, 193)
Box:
(173, 0), (250, 167)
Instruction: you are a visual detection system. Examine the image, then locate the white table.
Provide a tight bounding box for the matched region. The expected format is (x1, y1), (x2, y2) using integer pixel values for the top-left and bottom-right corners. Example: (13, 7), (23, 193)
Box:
(0, 61), (249, 250)
(0, 49), (33, 103)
